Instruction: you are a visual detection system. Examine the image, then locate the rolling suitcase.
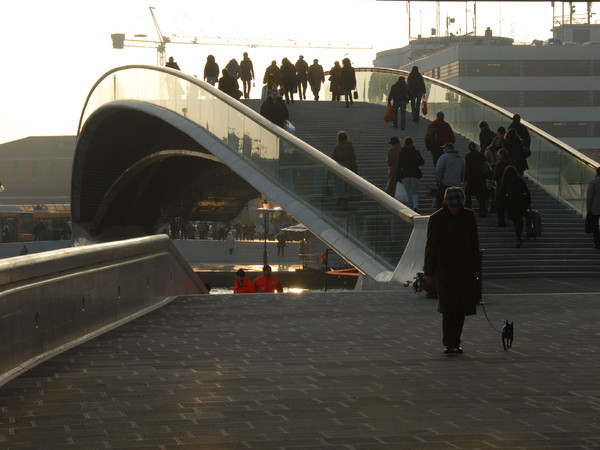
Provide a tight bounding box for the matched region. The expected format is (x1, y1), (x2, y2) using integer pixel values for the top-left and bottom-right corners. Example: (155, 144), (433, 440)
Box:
(525, 208), (542, 239)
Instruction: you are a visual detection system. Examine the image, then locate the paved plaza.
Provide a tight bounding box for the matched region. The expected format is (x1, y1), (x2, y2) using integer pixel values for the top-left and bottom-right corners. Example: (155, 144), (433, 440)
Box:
(1, 278), (600, 449)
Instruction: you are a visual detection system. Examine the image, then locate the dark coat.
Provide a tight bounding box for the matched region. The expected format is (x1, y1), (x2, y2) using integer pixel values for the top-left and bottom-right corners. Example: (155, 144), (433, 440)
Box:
(387, 79), (410, 105)
(329, 64), (343, 95)
(280, 61), (297, 89)
(424, 206), (481, 316)
(479, 125), (495, 151)
(506, 134), (529, 173)
(340, 65), (356, 93)
(493, 156), (518, 184)
(260, 98), (289, 127)
(218, 74), (240, 99)
(508, 120), (531, 149)
(502, 177), (531, 221)
(407, 71), (426, 98)
(307, 63), (325, 87)
(396, 144), (424, 181)
(464, 149), (488, 196)
(331, 141), (358, 173)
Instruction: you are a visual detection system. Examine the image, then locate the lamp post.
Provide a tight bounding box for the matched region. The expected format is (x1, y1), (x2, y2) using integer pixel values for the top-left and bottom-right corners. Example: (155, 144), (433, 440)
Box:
(262, 199), (269, 266)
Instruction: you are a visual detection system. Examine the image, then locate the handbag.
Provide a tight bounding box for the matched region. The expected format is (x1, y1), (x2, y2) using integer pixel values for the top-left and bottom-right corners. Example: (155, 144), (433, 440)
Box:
(394, 181), (409, 203)
(585, 211), (595, 233)
(421, 96), (428, 115)
(353, 90), (358, 100)
(384, 104), (395, 122)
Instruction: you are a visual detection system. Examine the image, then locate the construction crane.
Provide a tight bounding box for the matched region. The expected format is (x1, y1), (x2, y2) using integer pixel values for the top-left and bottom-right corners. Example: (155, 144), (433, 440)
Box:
(111, 8), (372, 66)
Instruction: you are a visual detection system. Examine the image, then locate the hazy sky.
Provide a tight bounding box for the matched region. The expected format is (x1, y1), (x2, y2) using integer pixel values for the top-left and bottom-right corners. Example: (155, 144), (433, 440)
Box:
(0, 1), (586, 144)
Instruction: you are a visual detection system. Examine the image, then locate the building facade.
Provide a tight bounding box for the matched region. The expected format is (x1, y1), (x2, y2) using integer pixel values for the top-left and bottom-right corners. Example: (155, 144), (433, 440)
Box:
(374, 24), (600, 153)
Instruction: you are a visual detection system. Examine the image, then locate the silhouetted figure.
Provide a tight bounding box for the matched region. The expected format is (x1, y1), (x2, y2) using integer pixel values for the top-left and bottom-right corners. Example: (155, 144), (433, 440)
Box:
(240, 52), (255, 99)
(407, 66), (426, 124)
(165, 56), (180, 70)
(280, 58), (297, 104)
(329, 61), (342, 101)
(203, 55), (219, 86)
(307, 59), (325, 100)
(340, 58), (356, 108)
(218, 68), (241, 99)
(260, 88), (289, 128)
(295, 55), (309, 100)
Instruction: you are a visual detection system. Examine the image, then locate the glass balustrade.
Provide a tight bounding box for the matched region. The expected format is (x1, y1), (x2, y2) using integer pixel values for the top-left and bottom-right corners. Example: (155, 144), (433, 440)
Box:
(317, 68), (595, 215)
(79, 66), (415, 270)
(80, 66), (596, 274)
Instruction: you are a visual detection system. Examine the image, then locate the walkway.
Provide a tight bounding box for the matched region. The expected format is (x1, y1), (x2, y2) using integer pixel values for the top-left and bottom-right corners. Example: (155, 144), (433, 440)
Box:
(1, 278), (599, 449)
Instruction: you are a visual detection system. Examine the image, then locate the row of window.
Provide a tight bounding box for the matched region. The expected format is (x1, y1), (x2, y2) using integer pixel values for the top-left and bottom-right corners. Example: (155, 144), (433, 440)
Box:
(533, 121), (600, 138)
(473, 90), (600, 107)
(430, 60), (600, 79)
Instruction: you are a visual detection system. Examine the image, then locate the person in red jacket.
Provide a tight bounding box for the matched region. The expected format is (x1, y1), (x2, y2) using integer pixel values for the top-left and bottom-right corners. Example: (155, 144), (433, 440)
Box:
(424, 111), (456, 167)
(234, 269), (256, 293)
(253, 265), (283, 293)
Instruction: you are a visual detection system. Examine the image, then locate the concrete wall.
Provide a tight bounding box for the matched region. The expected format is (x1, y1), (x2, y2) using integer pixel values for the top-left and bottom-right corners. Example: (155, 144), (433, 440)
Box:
(0, 235), (207, 386)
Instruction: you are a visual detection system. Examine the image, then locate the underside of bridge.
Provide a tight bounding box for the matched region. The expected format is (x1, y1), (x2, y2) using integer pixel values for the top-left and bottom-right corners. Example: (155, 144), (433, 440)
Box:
(72, 105), (259, 244)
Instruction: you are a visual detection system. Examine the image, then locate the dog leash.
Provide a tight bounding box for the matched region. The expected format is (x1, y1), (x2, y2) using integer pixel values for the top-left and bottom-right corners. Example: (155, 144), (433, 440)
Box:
(479, 301), (501, 333)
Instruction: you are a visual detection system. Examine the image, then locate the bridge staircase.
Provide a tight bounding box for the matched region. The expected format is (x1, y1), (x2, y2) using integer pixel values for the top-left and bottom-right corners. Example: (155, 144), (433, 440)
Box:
(244, 99), (600, 279)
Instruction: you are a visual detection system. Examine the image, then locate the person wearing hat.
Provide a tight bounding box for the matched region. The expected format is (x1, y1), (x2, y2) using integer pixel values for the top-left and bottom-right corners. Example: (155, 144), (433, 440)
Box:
(253, 265), (284, 293)
(424, 186), (481, 355)
(435, 142), (464, 208)
(260, 87), (289, 128)
(234, 269), (256, 293)
(385, 136), (403, 196)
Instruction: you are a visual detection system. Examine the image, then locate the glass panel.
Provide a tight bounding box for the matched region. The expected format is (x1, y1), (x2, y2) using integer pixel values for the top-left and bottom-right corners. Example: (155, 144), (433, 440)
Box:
(80, 66), (596, 273)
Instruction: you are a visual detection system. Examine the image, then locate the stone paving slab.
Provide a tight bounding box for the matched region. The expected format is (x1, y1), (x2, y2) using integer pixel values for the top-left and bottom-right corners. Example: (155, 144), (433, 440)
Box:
(1, 279), (600, 449)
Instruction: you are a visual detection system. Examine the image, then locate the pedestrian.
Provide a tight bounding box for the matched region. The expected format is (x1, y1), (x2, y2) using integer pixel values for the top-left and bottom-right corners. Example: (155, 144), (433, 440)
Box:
(329, 61), (342, 101)
(19, 244), (29, 255)
(505, 128), (528, 174)
(218, 68), (241, 99)
(396, 136), (425, 212)
(424, 186), (481, 355)
(385, 136), (403, 197)
(254, 265), (284, 293)
(225, 231), (236, 254)
(260, 88), (289, 128)
(464, 142), (489, 217)
(435, 143), (464, 208)
(500, 165), (531, 248)
(263, 60), (282, 86)
(331, 130), (358, 209)
(240, 52), (255, 99)
(425, 111), (456, 167)
(407, 66), (426, 124)
(307, 58), (325, 100)
(295, 55), (309, 100)
(234, 268), (256, 293)
(508, 114), (531, 152)
(340, 58), (356, 108)
(165, 56), (180, 70)
(225, 58), (241, 80)
(276, 230), (287, 256)
(203, 55), (219, 85)
(478, 120), (495, 151)
(387, 76), (410, 129)
(280, 58), (297, 104)
(586, 166), (600, 249)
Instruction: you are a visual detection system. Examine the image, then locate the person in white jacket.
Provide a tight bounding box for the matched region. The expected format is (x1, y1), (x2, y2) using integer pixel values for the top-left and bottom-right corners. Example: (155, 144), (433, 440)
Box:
(435, 143), (464, 209)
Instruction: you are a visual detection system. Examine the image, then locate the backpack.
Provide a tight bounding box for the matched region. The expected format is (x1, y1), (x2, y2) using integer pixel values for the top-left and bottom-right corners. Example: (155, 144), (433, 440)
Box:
(425, 124), (439, 150)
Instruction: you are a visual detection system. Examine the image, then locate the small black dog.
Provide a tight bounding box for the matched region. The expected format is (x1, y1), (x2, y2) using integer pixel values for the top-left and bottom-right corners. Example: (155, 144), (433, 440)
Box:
(501, 321), (514, 351)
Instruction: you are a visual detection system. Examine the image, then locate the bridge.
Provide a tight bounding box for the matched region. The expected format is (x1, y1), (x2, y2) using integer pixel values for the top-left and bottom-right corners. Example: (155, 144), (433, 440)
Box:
(1, 66), (600, 448)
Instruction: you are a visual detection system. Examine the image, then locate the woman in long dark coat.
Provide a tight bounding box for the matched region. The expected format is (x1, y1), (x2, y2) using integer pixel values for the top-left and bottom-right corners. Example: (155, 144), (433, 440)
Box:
(464, 142), (489, 217)
(340, 57), (356, 108)
(328, 61), (343, 101)
(501, 165), (531, 248)
(505, 128), (528, 174)
(424, 187), (481, 354)
(331, 130), (358, 209)
(280, 58), (297, 104)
